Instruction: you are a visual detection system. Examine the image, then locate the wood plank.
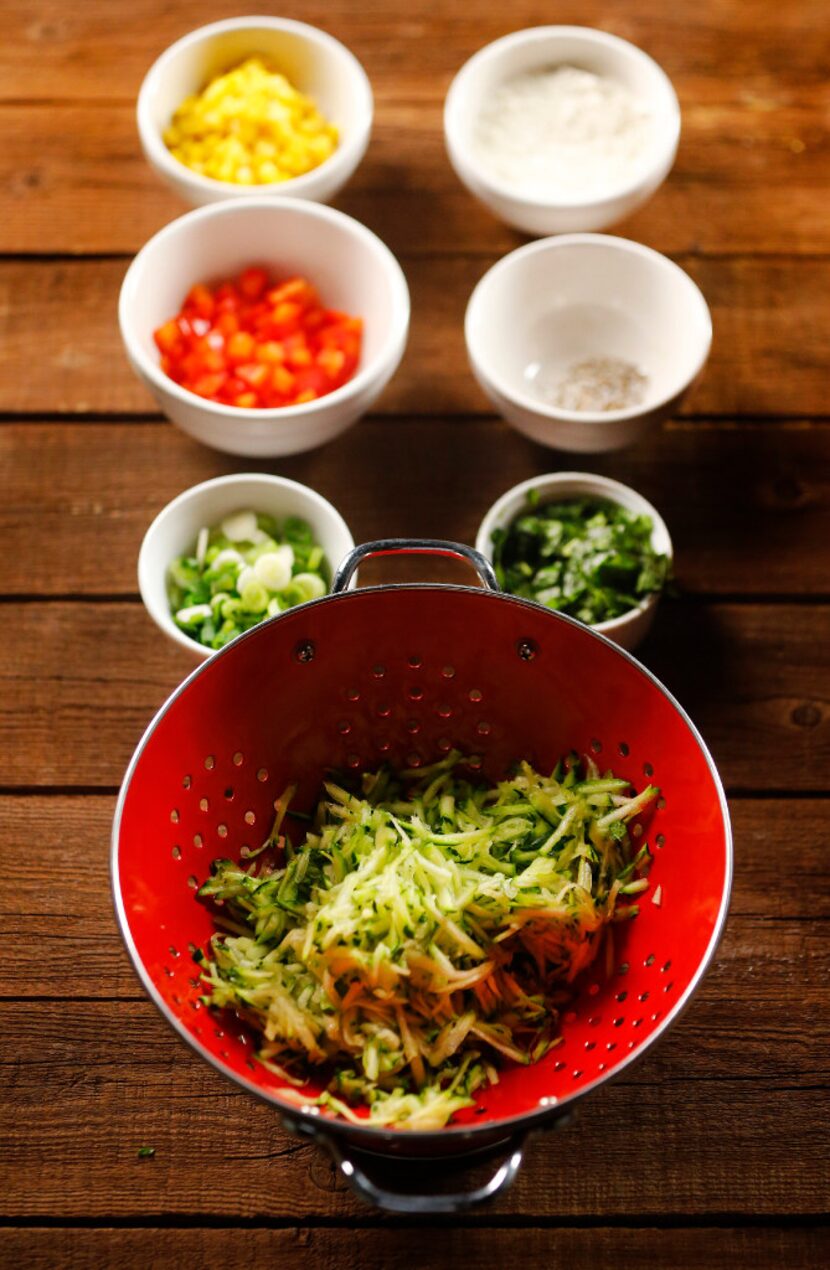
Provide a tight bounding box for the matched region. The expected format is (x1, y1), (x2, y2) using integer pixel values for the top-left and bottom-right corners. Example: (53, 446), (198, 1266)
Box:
(1, 795), (826, 998)
(0, 97), (828, 257)
(0, 997), (826, 1219)
(6, 1226), (828, 1270)
(2, 0), (830, 256)
(7, 0), (830, 102)
(1, 256), (829, 417)
(1, 419), (828, 598)
(0, 601), (827, 790)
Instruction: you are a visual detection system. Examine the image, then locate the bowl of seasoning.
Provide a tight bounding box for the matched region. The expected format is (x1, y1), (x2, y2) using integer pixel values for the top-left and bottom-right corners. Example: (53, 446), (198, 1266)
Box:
(138, 16), (373, 206)
(476, 471), (672, 650)
(465, 233), (711, 453)
(119, 197), (410, 456)
(444, 25), (680, 235)
(139, 473), (355, 658)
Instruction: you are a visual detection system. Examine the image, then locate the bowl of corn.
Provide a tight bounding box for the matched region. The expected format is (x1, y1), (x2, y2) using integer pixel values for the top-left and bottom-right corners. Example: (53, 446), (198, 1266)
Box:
(137, 16), (373, 206)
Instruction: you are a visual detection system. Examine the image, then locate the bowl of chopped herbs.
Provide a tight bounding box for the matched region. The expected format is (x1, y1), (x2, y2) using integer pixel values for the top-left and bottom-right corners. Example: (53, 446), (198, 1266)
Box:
(476, 471), (672, 650)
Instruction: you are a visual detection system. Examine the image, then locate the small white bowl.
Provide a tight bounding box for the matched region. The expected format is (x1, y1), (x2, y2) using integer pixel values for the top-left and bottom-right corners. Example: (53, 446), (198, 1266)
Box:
(444, 26), (680, 236)
(137, 17), (373, 207)
(138, 473), (355, 659)
(465, 233), (711, 453)
(119, 197), (410, 457)
(475, 471), (673, 651)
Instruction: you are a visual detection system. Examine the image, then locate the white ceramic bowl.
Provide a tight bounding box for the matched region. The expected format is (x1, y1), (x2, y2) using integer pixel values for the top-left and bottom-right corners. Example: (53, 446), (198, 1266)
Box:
(137, 17), (373, 207)
(119, 197), (410, 457)
(444, 26), (680, 236)
(475, 471), (672, 651)
(465, 233), (711, 453)
(138, 473), (355, 658)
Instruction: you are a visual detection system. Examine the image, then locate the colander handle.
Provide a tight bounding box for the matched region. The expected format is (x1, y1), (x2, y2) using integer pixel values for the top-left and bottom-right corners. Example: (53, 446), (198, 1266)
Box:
(319, 1129), (526, 1214)
(331, 539), (499, 594)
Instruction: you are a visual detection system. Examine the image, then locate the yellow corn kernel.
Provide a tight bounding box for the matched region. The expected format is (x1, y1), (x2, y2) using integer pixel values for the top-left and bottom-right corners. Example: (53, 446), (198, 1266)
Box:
(164, 57), (339, 185)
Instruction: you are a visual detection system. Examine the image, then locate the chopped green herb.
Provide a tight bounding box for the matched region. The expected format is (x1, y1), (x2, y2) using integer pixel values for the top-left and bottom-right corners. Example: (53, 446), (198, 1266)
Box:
(137, 1147), (156, 1159)
(493, 496), (669, 625)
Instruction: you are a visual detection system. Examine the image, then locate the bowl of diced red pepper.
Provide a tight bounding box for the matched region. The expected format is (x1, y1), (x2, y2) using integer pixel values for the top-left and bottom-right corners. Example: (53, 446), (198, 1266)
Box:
(119, 197), (410, 457)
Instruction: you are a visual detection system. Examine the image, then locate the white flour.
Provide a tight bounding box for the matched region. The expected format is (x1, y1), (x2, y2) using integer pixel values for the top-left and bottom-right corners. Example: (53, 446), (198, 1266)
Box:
(474, 66), (655, 198)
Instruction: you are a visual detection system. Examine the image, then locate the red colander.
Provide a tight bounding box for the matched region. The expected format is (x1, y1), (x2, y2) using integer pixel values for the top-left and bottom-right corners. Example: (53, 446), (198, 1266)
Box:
(112, 541), (732, 1212)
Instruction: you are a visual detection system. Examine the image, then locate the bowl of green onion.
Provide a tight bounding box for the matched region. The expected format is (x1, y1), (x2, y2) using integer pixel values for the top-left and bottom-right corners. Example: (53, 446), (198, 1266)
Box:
(475, 471), (672, 651)
(138, 473), (354, 657)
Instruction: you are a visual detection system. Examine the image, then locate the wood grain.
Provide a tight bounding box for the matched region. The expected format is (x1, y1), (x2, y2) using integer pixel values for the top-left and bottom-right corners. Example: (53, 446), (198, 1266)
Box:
(0, 601), (827, 790)
(5, 1227), (829, 1270)
(0, 420), (827, 597)
(4, 795), (827, 998)
(0, 1000), (826, 1220)
(2, 257), (830, 417)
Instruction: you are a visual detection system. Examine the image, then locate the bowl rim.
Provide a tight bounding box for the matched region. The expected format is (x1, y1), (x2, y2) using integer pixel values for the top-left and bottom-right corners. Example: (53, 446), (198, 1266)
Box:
(474, 469), (673, 638)
(118, 195), (411, 424)
(137, 470), (356, 658)
(464, 232), (712, 426)
(137, 14), (374, 199)
(444, 24), (681, 211)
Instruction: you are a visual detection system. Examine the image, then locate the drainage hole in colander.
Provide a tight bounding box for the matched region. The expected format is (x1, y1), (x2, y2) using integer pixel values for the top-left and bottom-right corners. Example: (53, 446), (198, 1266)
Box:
(632, 1018), (643, 1029)
(613, 1017), (624, 1027)
(662, 960), (672, 972)
(233, 751), (244, 767)
(407, 686), (424, 702)
(572, 1069), (583, 1078)
(651, 1012), (661, 1023)
(632, 823), (643, 838)
(188, 874), (198, 888)
(193, 834), (203, 848)
(643, 762), (654, 777)
(606, 1042), (616, 1052)
(376, 702), (392, 718)
(172, 994), (180, 1005)
(183, 774), (192, 789)
(169, 946), (179, 957)
(664, 981), (674, 994)
(618, 741), (630, 756)
(657, 796), (666, 810)
(164, 966), (173, 978)
(338, 720), (352, 735)
(257, 768), (268, 783)
(246, 1059), (256, 1071)
(590, 738), (602, 754)
(476, 721), (492, 736)
(441, 665), (455, 679)
(598, 1062), (606, 1072)
(372, 663), (386, 679)
(170, 809), (179, 824)
(639, 991), (649, 1002)
(588, 1015), (601, 1027)
(224, 788), (234, 801)
(618, 962), (629, 975)
(645, 953), (655, 967)
(346, 687), (360, 702)
(204, 755), (215, 770)
(408, 654), (423, 669)
(187, 942), (198, 955)
(215, 1029), (224, 1039)
(467, 755), (483, 772)
(199, 798), (209, 812)
(436, 703), (453, 719)
(171, 845), (181, 861)
(437, 737), (452, 753)
(244, 811), (256, 826)
(656, 833), (666, 848)
(406, 752), (423, 768)
(377, 738), (391, 754)
(347, 753), (361, 769)
(615, 990), (627, 1003)
(584, 1041), (596, 1051)
(189, 976), (200, 988)
(469, 688), (483, 703)
(217, 824), (228, 839)
(554, 1060), (566, 1072)
(406, 719), (421, 735)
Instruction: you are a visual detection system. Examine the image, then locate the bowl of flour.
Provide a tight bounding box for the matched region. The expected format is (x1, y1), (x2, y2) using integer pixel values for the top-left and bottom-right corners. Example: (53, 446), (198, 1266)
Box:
(444, 26), (681, 235)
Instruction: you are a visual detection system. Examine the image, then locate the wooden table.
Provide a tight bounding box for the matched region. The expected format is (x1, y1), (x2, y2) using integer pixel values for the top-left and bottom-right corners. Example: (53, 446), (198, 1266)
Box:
(2, 2), (828, 1265)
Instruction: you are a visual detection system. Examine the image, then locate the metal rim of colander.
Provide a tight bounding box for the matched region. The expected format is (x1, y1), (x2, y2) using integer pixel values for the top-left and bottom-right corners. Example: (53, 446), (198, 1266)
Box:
(111, 581), (733, 1148)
